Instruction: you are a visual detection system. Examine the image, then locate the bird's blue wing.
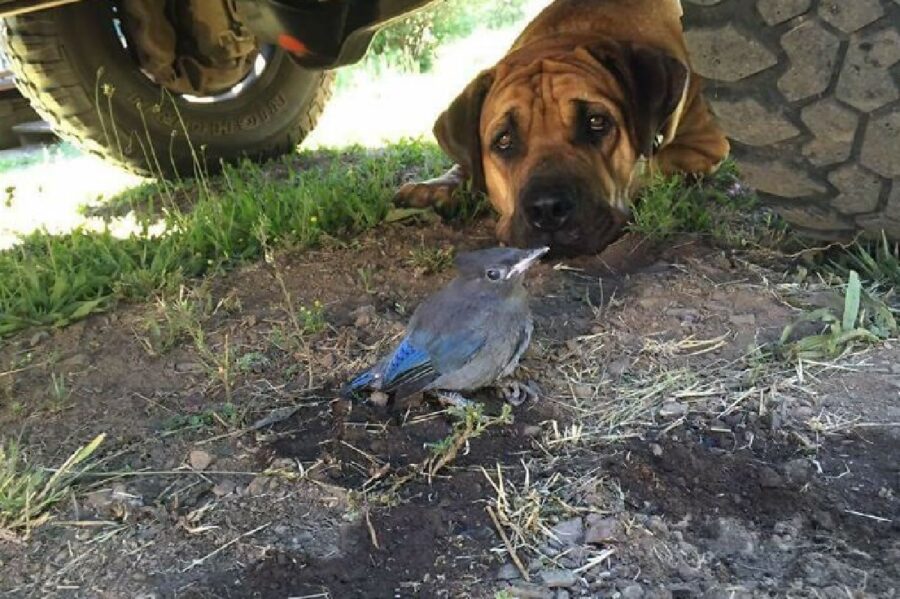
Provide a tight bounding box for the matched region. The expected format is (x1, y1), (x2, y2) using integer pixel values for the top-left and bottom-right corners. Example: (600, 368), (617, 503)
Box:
(380, 336), (439, 395)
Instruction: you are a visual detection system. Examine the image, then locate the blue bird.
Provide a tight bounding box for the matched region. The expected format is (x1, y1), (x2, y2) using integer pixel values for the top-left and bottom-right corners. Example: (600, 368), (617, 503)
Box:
(342, 246), (548, 408)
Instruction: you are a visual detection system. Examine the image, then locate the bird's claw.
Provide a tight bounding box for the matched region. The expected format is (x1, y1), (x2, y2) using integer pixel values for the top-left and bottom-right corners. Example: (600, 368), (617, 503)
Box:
(435, 391), (475, 410)
(498, 379), (541, 406)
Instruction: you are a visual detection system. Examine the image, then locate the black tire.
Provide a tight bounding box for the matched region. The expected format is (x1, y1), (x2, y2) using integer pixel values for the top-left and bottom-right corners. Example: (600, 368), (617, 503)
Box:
(0, 91), (40, 149)
(682, 0), (900, 241)
(1, 0), (333, 177)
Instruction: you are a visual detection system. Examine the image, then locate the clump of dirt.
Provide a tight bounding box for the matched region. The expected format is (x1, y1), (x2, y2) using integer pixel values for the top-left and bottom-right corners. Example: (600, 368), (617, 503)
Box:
(0, 217), (897, 599)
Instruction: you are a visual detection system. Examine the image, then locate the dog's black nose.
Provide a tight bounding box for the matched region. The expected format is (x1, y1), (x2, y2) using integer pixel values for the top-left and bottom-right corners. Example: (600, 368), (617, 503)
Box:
(524, 192), (575, 231)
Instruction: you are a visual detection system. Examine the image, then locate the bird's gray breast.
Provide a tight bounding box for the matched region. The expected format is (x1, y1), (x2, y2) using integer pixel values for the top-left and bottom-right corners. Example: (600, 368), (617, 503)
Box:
(429, 298), (533, 392)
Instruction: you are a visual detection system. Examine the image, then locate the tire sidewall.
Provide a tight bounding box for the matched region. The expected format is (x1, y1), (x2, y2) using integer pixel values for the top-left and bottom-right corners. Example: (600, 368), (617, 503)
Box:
(48, 0), (327, 170)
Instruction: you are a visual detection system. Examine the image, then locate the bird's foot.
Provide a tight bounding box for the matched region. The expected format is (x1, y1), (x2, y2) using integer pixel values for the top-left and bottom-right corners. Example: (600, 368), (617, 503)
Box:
(498, 379), (541, 407)
(435, 390), (475, 410)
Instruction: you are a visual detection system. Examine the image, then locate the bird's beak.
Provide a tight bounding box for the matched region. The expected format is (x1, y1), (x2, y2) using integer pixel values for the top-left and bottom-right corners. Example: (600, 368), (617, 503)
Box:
(507, 246), (550, 279)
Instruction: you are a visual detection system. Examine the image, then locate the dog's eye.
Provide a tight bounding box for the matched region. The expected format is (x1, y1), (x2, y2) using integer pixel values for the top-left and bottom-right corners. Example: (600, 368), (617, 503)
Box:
(486, 268), (503, 281)
(588, 114), (611, 135)
(492, 131), (513, 153)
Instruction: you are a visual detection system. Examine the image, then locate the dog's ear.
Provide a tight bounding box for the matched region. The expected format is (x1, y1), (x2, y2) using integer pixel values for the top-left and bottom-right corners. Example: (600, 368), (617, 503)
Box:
(433, 69), (496, 193)
(585, 42), (688, 158)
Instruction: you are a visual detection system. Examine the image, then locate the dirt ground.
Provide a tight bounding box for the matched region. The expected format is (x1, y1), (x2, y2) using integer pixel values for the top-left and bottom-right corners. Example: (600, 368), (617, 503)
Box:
(0, 216), (897, 598)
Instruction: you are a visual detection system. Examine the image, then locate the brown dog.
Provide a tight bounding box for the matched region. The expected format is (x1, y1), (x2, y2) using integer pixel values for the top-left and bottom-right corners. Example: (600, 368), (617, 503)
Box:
(395, 0), (730, 255)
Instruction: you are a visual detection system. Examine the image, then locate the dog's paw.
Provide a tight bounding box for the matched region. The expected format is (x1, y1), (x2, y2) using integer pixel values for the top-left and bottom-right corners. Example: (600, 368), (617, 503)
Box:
(393, 179), (460, 210)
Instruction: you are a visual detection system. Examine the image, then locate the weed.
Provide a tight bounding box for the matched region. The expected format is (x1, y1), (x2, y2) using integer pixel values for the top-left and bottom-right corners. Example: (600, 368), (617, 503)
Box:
(778, 270), (897, 360)
(407, 246), (455, 274)
(161, 404), (238, 435)
(236, 351), (270, 374)
(139, 285), (210, 356)
(48, 373), (71, 407)
(357, 267), (376, 294)
(0, 433), (104, 537)
(298, 301), (327, 335)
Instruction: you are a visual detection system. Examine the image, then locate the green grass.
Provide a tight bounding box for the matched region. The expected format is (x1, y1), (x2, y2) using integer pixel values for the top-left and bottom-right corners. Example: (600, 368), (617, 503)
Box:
(628, 160), (757, 241)
(0, 143), (81, 174)
(0, 433), (104, 537)
(0, 140), (451, 336)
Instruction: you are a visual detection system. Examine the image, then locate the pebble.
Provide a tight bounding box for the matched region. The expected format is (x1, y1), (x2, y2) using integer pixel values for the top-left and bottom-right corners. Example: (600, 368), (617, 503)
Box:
(782, 458), (811, 485)
(646, 516), (668, 536)
(555, 591), (571, 599)
(523, 425), (543, 437)
(585, 516), (620, 545)
(539, 568), (577, 588)
(506, 583), (553, 599)
(758, 467), (785, 489)
(368, 391), (389, 407)
(29, 331), (49, 347)
(352, 305), (376, 328)
(496, 563), (521, 581)
(622, 584), (645, 599)
(659, 402), (687, 419)
(188, 450), (213, 471)
(710, 518), (756, 557)
(677, 563), (701, 581)
(573, 383), (593, 399)
(550, 517), (584, 546)
(246, 476), (270, 496)
(650, 443), (664, 457)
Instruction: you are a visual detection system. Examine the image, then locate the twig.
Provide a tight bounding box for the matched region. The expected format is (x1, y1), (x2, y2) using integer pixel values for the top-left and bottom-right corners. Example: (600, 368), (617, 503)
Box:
(486, 505), (530, 582)
(573, 548), (616, 574)
(365, 509), (380, 550)
(844, 510), (891, 523)
(182, 521), (271, 572)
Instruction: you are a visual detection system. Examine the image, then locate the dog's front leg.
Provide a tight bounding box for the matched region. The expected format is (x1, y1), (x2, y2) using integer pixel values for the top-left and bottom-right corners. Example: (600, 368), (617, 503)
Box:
(394, 164), (469, 211)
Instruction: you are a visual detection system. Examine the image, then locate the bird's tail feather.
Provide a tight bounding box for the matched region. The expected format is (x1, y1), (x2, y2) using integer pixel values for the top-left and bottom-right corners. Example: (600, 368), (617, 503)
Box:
(340, 370), (376, 400)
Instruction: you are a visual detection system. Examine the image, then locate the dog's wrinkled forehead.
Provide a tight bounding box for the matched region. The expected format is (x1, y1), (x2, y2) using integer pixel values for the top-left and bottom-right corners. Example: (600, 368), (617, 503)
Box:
(481, 49), (629, 128)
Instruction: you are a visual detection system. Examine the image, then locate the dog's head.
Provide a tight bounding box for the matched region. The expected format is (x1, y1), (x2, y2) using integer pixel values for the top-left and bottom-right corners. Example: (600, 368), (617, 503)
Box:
(434, 40), (689, 255)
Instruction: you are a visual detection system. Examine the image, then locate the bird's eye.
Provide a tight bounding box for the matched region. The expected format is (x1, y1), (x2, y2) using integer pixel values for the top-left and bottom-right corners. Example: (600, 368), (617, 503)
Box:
(588, 113), (611, 135)
(492, 131), (513, 153)
(486, 268), (503, 281)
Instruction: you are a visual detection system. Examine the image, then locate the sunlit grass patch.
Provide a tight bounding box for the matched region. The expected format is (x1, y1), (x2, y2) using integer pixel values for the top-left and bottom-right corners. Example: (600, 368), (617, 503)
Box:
(0, 141), (451, 336)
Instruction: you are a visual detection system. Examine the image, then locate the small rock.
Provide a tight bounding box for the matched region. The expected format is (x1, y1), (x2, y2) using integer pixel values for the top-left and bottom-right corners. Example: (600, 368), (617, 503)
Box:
(496, 563), (521, 581)
(650, 443), (664, 457)
(783, 458), (811, 485)
(677, 563), (701, 581)
(646, 515), (668, 535)
(368, 391), (389, 407)
(555, 591), (571, 599)
(212, 479), (237, 497)
(540, 568), (577, 588)
(188, 450), (213, 471)
(351, 305), (376, 328)
(61, 353), (89, 369)
(607, 357), (630, 377)
(573, 383), (593, 399)
(811, 509), (835, 530)
(669, 582), (701, 598)
(523, 425), (543, 437)
(729, 313), (756, 327)
(246, 476), (270, 496)
(585, 516), (620, 545)
(791, 405), (814, 420)
(622, 583), (645, 599)
(550, 517), (584, 546)
(29, 331), (49, 347)
(85, 490), (115, 511)
(659, 402), (688, 419)
(759, 467), (785, 489)
(506, 583), (553, 599)
(709, 518), (756, 557)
